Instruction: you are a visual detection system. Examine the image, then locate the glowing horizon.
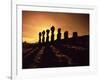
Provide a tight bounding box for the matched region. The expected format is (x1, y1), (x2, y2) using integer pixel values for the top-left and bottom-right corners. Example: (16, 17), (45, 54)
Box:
(22, 11), (89, 43)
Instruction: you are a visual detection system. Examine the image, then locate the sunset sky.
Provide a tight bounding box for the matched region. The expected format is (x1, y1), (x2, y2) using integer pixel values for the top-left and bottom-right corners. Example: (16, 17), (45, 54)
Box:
(22, 11), (89, 43)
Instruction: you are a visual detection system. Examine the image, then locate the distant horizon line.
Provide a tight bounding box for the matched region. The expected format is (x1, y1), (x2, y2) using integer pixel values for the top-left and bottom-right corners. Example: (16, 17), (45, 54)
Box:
(22, 34), (89, 44)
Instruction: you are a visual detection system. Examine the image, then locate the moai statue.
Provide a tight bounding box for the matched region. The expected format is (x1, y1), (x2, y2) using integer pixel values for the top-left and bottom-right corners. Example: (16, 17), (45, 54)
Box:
(46, 29), (50, 43)
(42, 30), (45, 44)
(39, 32), (42, 44)
(72, 32), (78, 44)
(64, 31), (68, 40)
(73, 32), (78, 39)
(51, 26), (55, 43)
(57, 28), (61, 41)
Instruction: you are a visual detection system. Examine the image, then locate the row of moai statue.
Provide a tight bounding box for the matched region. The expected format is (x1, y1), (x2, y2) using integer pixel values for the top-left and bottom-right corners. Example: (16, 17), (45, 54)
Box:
(38, 26), (78, 44)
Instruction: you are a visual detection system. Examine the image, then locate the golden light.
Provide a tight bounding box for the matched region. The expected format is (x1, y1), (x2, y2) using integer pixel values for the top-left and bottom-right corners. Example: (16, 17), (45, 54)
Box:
(22, 11), (89, 43)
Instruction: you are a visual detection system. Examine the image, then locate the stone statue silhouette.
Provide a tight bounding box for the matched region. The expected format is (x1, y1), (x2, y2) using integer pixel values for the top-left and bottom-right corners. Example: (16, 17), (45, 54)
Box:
(51, 26), (55, 43)
(64, 31), (68, 40)
(46, 29), (50, 43)
(57, 28), (61, 41)
(72, 32), (78, 44)
(42, 30), (45, 44)
(39, 32), (42, 44)
(73, 32), (78, 39)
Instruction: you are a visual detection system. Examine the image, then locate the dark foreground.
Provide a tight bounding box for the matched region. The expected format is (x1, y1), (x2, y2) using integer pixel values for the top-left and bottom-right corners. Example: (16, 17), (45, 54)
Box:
(22, 35), (89, 69)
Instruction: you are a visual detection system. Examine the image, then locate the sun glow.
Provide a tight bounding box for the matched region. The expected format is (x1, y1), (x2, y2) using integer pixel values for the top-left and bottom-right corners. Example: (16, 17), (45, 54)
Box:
(22, 11), (89, 43)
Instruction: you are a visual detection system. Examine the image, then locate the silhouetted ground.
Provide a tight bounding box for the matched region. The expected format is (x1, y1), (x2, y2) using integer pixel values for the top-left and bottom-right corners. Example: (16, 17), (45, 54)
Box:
(22, 35), (89, 69)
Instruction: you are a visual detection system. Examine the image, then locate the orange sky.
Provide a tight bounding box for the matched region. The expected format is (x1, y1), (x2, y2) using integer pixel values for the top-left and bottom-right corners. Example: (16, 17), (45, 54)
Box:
(22, 11), (89, 43)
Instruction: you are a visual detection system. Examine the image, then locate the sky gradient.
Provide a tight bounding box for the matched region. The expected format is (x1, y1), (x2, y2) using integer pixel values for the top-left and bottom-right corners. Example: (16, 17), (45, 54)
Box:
(22, 11), (89, 43)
